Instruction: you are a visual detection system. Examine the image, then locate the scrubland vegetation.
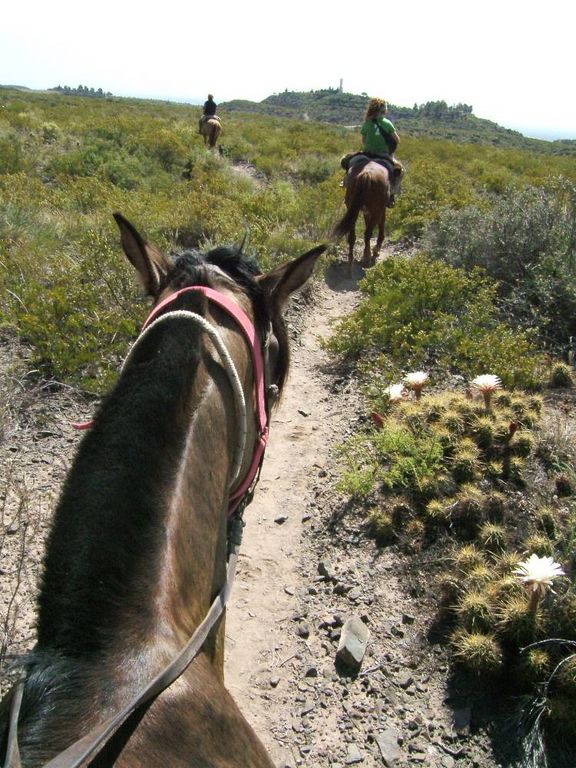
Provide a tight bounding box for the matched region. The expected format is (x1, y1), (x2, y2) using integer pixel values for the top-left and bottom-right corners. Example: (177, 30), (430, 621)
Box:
(1, 85), (576, 761)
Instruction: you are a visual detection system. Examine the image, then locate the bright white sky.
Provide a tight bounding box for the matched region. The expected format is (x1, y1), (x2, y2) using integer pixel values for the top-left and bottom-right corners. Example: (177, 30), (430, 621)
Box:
(1, 0), (574, 140)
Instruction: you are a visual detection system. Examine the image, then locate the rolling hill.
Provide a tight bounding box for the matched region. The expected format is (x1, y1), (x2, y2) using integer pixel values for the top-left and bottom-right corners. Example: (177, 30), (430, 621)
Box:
(222, 89), (576, 155)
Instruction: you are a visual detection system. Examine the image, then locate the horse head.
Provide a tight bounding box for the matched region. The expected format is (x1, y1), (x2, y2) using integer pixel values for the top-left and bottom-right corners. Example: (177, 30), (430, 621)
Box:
(115, 211), (324, 405)
(113, 213), (326, 516)
(0, 214), (325, 768)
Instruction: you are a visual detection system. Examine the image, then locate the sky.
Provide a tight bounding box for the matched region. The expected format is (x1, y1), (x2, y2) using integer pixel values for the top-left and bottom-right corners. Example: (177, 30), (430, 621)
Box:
(1, 0), (575, 141)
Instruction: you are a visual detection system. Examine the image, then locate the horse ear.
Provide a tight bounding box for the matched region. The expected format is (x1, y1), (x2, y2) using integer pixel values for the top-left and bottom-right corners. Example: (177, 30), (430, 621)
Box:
(258, 245), (326, 310)
(113, 213), (171, 297)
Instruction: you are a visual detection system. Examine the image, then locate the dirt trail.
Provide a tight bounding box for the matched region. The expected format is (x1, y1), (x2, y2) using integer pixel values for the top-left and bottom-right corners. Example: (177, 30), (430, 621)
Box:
(225, 268), (360, 761)
(224, 265), (505, 768)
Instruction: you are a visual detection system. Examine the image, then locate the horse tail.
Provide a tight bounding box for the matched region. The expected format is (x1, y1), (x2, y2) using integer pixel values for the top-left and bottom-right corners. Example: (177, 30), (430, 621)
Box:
(331, 183), (364, 240)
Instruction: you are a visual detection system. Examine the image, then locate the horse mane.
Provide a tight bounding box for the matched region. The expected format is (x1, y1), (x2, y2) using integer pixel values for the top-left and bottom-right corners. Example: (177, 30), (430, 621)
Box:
(37, 294), (207, 656)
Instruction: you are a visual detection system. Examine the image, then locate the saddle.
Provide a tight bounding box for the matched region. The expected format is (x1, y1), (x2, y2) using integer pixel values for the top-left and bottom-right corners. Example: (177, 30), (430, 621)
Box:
(341, 152), (401, 178)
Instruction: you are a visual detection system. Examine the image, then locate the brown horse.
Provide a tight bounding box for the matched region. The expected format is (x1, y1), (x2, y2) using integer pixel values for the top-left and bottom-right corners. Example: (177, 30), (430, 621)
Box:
(0, 214), (324, 767)
(333, 160), (391, 274)
(200, 117), (222, 149)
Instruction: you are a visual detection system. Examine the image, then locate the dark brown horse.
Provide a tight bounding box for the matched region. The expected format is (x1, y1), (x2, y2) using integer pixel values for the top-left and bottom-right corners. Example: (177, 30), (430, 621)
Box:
(200, 117), (222, 149)
(0, 214), (324, 767)
(333, 160), (391, 274)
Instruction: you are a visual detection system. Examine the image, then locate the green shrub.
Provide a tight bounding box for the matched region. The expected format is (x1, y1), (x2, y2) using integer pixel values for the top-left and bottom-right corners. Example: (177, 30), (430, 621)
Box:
(337, 417), (444, 501)
(0, 133), (24, 173)
(424, 182), (576, 352)
(327, 254), (543, 388)
(548, 362), (574, 388)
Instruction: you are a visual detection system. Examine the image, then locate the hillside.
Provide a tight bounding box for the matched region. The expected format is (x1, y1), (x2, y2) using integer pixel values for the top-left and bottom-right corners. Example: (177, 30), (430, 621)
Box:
(222, 89), (576, 155)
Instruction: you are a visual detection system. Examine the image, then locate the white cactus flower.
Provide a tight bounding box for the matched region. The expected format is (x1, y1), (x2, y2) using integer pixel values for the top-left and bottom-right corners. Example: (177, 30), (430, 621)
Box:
(385, 384), (407, 403)
(404, 371), (429, 399)
(471, 374), (502, 393)
(470, 374), (502, 409)
(513, 554), (565, 596)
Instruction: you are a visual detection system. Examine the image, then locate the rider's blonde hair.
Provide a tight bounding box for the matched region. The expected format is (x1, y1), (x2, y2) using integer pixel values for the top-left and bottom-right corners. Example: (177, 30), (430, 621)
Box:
(365, 98), (387, 120)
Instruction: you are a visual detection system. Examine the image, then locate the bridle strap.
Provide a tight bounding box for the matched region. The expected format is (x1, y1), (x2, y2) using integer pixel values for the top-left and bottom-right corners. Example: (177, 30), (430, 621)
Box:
(143, 286), (269, 515)
(3, 679), (23, 768)
(126, 309), (248, 488)
(73, 285), (269, 516)
(144, 286), (267, 435)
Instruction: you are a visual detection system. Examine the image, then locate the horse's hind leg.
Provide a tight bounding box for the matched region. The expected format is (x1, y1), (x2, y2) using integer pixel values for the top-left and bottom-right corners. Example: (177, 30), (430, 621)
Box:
(372, 210), (386, 266)
(361, 213), (374, 268)
(347, 226), (356, 276)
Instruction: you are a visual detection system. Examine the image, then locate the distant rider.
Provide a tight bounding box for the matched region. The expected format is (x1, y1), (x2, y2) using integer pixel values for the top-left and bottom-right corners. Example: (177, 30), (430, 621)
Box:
(199, 94), (218, 133)
(341, 97), (404, 206)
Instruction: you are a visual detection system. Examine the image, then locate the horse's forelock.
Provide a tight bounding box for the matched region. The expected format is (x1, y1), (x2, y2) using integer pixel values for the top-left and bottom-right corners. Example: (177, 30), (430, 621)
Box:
(166, 247), (269, 334)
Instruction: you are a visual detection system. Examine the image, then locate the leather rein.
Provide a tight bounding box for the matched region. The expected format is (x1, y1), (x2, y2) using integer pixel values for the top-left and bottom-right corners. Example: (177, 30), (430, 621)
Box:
(3, 285), (272, 768)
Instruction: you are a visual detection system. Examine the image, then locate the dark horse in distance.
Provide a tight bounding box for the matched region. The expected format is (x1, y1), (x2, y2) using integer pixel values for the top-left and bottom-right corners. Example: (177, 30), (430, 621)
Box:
(0, 213), (324, 767)
(333, 159), (392, 274)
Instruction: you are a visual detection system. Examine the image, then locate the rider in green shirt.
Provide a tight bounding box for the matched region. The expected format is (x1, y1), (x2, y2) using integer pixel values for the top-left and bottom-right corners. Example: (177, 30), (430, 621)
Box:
(342, 97), (403, 205)
(361, 97), (400, 157)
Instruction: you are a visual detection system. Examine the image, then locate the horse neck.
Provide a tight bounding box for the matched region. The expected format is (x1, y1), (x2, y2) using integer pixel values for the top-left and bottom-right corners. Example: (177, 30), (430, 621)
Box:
(37, 316), (254, 669)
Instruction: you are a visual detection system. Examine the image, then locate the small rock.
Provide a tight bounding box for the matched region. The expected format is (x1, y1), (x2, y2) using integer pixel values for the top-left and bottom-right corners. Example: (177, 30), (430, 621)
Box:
(270, 676), (280, 688)
(298, 409), (310, 417)
(336, 616), (369, 672)
(396, 673), (413, 690)
(345, 743), (363, 764)
(318, 559), (335, 580)
(334, 583), (352, 596)
(348, 587), (362, 601)
(375, 728), (401, 766)
(304, 666), (318, 678)
(296, 623), (310, 639)
(401, 614), (416, 625)
(274, 514), (288, 525)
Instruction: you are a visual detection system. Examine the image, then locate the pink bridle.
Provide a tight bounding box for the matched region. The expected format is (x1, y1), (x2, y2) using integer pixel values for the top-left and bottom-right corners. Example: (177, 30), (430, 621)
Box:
(74, 285), (269, 517)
